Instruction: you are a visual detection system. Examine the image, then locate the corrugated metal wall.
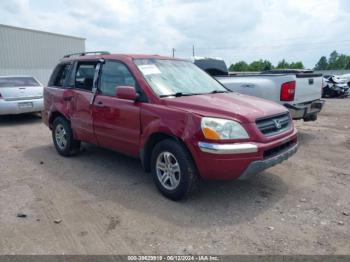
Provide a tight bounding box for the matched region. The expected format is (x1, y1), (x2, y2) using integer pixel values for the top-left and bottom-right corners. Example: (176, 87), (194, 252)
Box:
(0, 24), (85, 85)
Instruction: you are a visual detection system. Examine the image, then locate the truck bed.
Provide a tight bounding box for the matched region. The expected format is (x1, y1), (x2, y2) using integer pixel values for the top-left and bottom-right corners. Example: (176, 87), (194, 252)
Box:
(216, 72), (323, 106)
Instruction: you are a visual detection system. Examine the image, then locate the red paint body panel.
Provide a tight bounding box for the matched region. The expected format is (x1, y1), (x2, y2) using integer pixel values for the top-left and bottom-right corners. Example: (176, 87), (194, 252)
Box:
(70, 90), (96, 144)
(93, 95), (141, 156)
(43, 54), (298, 180)
(190, 129), (297, 180)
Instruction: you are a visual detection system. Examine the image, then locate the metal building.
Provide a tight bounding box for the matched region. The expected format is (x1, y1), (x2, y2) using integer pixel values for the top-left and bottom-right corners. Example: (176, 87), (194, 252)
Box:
(0, 24), (85, 85)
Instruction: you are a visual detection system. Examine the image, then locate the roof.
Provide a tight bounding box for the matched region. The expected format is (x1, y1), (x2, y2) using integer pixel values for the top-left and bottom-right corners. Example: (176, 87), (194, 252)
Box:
(0, 23), (85, 40)
(61, 53), (184, 62)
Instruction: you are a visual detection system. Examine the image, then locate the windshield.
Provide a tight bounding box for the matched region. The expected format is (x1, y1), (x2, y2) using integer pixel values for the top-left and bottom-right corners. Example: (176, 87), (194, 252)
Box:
(0, 77), (40, 88)
(134, 59), (227, 97)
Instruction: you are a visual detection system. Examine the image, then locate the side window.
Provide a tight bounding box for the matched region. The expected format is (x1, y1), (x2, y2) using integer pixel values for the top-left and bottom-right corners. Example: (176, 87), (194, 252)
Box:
(75, 62), (97, 91)
(49, 63), (71, 87)
(99, 61), (136, 97)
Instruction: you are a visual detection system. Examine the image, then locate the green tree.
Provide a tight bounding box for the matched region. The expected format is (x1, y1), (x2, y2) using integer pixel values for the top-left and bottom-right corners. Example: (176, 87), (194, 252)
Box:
(346, 60), (350, 70)
(328, 50), (339, 65)
(326, 51), (350, 69)
(229, 61), (249, 71)
(289, 62), (304, 69)
(276, 59), (290, 69)
(314, 56), (328, 70)
(249, 60), (264, 71)
(335, 55), (350, 69)
(248, 59), (273, 71)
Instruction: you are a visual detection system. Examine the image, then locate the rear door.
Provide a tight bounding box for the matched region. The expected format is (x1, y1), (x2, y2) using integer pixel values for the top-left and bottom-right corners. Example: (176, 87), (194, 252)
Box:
(293, 73), (323, 104)
(69, 61), (100, 144)
(0, 76), (42, 101)
(92, 60), (141, 156)
(44, 62), (73, 125)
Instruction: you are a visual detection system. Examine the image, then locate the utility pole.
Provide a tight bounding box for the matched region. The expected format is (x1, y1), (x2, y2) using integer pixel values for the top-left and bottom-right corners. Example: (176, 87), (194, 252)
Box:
(192, 44), (195, 57)
(172, 48), (175, 58)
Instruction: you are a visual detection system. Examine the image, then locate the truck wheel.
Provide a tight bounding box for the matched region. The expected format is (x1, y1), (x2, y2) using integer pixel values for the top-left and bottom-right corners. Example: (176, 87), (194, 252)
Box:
(151, 139), (199, 200)
(52, 117), (81, 157)
(304, 114), (317, 122)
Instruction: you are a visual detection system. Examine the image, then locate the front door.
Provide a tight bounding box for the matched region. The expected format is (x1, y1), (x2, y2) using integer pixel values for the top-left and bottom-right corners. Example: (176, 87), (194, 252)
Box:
(92, 60), (141, 157)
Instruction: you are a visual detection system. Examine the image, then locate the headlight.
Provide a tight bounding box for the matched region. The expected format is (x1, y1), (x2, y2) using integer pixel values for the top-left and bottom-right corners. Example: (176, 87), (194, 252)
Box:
(201, 117), (249, 140)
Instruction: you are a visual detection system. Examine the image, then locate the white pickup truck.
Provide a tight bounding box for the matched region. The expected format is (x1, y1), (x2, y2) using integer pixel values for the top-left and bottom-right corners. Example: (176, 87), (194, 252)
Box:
(193, 58), (325, 121)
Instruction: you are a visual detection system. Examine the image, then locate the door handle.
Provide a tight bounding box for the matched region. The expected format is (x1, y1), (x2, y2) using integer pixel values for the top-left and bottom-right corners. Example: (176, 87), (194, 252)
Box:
(95, 101), (105, 108)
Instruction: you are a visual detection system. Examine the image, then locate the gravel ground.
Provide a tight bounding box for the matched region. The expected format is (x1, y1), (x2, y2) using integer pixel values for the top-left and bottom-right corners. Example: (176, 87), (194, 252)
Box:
(0, 98), (349, 255)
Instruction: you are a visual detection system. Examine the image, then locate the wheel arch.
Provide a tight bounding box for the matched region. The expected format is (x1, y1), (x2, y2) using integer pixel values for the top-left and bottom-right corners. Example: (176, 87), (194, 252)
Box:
(141, 132), (191, 172)
(49, 111), (69, 129)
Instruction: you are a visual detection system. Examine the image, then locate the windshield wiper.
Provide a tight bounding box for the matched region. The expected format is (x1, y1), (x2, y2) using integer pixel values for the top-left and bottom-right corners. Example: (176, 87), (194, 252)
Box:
(159, 90), (230, 98)
(159, 92), (200, 98)
(209, 89), (231, 94)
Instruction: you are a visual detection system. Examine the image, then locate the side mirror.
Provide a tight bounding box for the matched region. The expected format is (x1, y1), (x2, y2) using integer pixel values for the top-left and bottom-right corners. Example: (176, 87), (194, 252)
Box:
(116, 86), (138, 101)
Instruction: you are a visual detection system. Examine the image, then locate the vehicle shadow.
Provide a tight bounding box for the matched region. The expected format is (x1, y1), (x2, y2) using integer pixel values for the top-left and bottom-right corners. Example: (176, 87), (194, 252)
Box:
(24, 143), (288, 228)
(0, 113), (41, 126)
(297, 129), (315, 146)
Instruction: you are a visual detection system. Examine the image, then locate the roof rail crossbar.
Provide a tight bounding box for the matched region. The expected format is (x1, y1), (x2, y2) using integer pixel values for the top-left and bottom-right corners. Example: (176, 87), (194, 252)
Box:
(63, 51), (110, 58)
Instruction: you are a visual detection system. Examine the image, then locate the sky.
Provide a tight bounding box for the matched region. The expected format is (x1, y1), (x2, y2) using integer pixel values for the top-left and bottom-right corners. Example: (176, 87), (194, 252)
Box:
(1, 0), (350, 68)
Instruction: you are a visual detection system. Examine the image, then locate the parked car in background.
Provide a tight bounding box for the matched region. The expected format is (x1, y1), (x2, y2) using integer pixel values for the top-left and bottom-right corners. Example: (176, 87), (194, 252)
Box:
(340, 73), (350, 86)
(0, 76), (43, 115)
(43, 52), (298, 200)
(322, 75), (349, 98)
(193, 57), (325, 122)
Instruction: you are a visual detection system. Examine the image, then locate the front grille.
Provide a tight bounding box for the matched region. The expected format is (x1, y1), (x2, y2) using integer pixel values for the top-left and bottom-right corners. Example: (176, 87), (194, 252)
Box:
(263, 139), (296, 159)
(256, 113), (291, 136)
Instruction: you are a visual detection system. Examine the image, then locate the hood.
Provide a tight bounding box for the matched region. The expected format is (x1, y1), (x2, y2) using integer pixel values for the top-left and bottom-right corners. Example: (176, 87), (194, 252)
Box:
(163, 92), (288, 123)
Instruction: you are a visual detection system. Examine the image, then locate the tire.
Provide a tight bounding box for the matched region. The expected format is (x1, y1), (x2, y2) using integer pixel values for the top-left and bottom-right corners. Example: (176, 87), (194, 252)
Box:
(304, 114), (317, 122)
(151, 139), (199, 200)
(52, 116), (81, 157)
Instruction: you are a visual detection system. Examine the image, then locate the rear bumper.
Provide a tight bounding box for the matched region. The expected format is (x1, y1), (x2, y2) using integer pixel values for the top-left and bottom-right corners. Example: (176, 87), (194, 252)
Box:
(285, 99), (325, 120)
(192, 128), (298, 180)
(0, 98), (43, 115)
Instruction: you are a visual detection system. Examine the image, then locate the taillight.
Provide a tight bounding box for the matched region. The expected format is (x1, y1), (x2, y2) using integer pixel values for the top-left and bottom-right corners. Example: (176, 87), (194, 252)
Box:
(280, 81), (296, 101)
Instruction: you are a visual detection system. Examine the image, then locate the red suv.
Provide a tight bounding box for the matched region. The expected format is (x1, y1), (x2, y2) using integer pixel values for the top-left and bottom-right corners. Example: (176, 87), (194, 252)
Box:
(43, 52), (298, 200)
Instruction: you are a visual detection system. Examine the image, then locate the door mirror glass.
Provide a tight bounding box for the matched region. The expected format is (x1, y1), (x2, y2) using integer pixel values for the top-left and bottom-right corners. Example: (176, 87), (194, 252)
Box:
(116, 86), (138, 101)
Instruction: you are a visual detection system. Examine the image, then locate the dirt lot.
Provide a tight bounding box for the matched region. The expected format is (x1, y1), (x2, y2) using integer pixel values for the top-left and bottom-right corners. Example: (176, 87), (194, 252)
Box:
(0, 98), (349, 255)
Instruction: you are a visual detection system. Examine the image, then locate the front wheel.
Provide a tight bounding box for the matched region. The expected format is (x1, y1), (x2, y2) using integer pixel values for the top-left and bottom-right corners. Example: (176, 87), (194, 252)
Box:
(52, 117), (81, 156)
(151, 139), (199, 200)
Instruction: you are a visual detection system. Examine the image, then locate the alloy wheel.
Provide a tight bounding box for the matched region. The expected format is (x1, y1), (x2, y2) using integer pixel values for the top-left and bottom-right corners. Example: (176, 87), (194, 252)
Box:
(156, 151), (181, 190)
(55, 124), (67, 150)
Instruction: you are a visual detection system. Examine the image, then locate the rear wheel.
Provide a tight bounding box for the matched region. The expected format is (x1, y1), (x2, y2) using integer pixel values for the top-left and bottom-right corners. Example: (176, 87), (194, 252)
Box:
(52, 117), (80, 156)
(151, 139), (199, 200)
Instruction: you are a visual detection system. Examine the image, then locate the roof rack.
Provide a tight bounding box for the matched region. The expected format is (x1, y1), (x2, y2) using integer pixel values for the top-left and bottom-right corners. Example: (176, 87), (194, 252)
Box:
(63, 51), (110, 58)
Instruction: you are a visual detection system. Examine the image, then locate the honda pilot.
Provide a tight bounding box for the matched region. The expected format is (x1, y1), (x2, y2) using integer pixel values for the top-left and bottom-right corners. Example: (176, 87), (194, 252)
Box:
(43, 52), (298, 200)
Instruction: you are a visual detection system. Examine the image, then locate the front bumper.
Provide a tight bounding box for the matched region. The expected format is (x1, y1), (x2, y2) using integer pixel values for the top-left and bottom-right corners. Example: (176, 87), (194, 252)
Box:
(0, 98), (43, 115)
(193, 128), (298, 180)
(285, 99), (325, 120)
(198, 142), (258, 154)
(239, 143), (298, 180)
